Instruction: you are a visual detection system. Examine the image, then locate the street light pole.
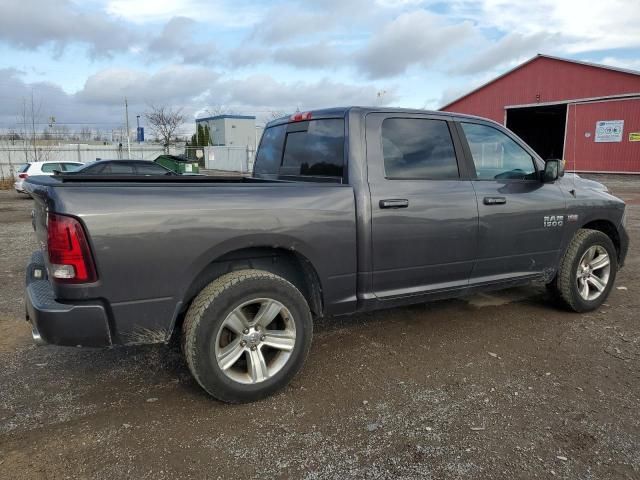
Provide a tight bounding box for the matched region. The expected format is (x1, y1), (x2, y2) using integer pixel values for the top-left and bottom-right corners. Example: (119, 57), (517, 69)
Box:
(124, 97), (131, 159)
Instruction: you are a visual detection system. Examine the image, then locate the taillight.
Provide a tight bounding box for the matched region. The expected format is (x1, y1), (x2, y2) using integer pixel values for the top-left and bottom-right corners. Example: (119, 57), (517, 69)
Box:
(290, 111), (312, 122)
(18, 173), (28, 179)
(47, 213), (97, 283)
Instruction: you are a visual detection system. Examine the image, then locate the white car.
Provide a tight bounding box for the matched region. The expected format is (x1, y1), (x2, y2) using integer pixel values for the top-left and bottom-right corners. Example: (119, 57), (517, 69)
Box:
(14, 161), (84, 194)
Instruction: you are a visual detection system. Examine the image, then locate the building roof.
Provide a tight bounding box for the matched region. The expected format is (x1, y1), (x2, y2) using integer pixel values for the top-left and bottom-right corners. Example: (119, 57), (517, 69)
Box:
(440, 54), (640, 110)
(196, 114), (256, 122)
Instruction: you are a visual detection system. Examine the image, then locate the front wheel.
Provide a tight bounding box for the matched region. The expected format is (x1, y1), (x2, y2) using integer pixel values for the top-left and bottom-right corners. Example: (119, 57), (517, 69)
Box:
(182, 269), (313, 403)
(552, 228), (618, 312)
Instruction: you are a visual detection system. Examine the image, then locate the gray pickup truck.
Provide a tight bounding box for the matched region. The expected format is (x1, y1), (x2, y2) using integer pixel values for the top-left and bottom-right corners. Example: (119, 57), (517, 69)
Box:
(25, 107), (629, 403)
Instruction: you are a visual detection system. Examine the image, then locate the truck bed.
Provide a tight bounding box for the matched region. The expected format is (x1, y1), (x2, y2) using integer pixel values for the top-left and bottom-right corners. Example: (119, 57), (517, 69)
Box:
(25, 174), (358, 345)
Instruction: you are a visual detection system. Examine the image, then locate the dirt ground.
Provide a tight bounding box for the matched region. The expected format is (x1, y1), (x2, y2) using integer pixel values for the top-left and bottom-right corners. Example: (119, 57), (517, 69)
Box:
(1, 176), (639, 479)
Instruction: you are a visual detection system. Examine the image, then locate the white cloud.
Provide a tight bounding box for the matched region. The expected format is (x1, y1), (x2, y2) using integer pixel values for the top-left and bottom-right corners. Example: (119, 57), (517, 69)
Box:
(147, 17), (218, 66)
(597, 57), (640, 73)
(106, 0), (263, 27)
(451, 32), (563, 75)
(0, 0), (137, 56)
(215, 75), (397, 110)
(355, 10), (475, 78)
(76, 66), (219, 106)
(271, 44), (345, 69)
(449, 0), (640, 53)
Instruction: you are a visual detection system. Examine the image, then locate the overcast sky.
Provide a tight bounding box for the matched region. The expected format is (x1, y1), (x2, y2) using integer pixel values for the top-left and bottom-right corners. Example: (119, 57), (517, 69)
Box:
(0, 0), (639, 133)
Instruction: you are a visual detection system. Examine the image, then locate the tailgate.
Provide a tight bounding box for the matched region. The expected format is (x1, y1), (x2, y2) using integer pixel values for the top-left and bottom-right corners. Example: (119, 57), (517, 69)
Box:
(25, 180), (51, 266)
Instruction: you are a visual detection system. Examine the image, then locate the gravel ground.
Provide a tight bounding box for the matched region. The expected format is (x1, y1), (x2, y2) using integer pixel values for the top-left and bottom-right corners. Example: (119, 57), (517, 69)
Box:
(0, 175), (639, 479)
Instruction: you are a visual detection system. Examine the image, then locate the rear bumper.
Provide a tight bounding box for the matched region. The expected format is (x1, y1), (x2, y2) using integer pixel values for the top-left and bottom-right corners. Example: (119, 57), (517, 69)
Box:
(25, 251), (112, 347)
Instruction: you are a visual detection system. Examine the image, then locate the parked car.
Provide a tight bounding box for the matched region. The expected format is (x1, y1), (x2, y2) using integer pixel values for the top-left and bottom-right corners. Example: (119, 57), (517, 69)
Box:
(66, 159), (178, 176)
(14, 161), (84, 194)
(24, 107), (628, 403)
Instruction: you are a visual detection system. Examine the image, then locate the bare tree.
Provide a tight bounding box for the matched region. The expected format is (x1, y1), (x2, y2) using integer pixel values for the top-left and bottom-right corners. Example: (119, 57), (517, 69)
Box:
(16, 93), (53, 163)
(267, 110), (288, 121)
(79, 127), (92, 141)
(145, 105), (185, 152)
(204, 105), (234, 117)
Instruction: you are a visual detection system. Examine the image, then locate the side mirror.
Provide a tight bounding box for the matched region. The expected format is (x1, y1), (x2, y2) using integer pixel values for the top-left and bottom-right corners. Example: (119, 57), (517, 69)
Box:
(543, 159), (565, 182)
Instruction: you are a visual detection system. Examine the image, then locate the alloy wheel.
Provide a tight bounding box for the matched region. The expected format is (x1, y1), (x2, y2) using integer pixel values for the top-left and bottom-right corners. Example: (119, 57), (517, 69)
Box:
(576, 245), (611, 301)
(214, 298), (296, 384)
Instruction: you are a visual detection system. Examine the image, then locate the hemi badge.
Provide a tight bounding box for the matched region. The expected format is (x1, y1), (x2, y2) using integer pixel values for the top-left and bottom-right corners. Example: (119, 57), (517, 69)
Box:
(567, 214), (579, 222)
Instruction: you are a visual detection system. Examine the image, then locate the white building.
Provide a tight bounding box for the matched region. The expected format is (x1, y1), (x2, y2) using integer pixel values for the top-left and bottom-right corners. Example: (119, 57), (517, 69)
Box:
(195, 114), (258, 151)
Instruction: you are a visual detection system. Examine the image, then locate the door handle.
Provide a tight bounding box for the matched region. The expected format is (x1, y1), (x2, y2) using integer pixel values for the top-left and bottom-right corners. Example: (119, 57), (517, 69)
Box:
(483, 196), (506, 205)
(379, 199), (409, 209)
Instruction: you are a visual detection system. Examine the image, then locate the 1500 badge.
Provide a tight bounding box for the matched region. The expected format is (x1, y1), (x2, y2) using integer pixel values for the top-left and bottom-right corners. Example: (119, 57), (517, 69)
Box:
(544, 215), (564, 227)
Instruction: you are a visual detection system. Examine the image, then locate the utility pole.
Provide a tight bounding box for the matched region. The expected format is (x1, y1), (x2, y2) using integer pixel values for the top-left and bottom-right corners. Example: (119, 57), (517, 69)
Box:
(124, 97), (131, 159)
(30, 92), (38, 162)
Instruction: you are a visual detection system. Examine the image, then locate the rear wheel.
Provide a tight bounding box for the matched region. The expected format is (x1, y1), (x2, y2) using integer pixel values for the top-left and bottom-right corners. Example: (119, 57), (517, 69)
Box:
(182, 269), (313, 403)
(552, 229), (617, 312)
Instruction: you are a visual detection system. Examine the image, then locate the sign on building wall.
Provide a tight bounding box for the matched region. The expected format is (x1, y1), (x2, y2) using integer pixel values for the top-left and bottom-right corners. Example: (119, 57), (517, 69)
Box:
(629, 132), (640, 142)
(594, 120), (624, 143)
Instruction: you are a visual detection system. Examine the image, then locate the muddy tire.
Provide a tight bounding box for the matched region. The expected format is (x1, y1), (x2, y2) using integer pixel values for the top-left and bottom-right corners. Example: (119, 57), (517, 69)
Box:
(552, 229), (617, 313)
(182, 269), (313, 403)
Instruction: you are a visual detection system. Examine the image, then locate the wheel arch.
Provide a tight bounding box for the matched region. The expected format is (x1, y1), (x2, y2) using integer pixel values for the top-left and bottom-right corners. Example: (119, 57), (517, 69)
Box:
(173, 246), (324, 338)
(580, 219), (621, 262)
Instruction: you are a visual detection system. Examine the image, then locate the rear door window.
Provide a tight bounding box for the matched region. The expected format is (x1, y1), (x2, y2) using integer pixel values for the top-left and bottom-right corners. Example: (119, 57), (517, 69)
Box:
(41, 163), (62, 173)
(381, 118), (459, 179)
(61, 163), (82, 171)
(78, 162), (102, 174)
(102, 162), (135, 174)
(135, 163), (171, 175)
(280, 119), (344, 178)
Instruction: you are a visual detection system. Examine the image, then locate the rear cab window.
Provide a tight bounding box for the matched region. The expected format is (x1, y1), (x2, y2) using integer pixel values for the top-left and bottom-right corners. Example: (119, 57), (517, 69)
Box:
(254, 118), (345, 182)
(18, 164), (30, 173)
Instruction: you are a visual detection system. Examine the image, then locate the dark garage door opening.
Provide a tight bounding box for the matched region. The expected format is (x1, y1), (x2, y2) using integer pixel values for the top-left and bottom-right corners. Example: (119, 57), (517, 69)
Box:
(506, 104), (567, 160)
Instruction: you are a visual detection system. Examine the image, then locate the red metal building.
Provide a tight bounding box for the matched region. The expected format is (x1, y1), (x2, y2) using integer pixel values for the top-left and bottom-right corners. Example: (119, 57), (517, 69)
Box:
(441, 54), (640, 173)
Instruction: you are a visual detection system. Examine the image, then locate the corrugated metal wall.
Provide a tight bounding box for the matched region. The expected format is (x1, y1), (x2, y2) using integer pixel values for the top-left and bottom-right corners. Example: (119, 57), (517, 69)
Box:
(443, 56), (640, 123)
(564, 98), (640, 173)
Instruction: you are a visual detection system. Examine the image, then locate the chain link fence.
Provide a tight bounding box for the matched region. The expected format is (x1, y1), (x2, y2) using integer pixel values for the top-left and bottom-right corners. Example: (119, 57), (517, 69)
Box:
(0, 144), (257, 182)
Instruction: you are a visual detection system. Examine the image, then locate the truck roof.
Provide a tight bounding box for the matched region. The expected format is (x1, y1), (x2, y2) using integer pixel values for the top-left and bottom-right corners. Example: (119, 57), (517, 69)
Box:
(266, 106), (493, 127)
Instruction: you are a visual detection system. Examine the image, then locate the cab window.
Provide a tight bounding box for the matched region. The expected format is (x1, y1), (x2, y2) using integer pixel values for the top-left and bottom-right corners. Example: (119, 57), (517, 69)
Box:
(381, 118), (459, 179)
(461, 123), (536, 180)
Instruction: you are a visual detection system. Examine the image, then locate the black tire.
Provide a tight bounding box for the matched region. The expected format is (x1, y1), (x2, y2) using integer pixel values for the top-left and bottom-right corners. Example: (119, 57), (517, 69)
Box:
(182, 269), (313, 403)
(553, 228), (617, 313)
